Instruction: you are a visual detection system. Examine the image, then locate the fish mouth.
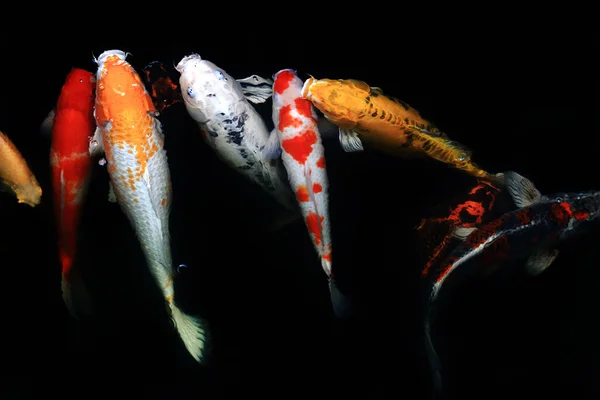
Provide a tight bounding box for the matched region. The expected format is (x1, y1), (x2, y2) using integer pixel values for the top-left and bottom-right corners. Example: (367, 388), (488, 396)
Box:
(301, 76), (315, 99)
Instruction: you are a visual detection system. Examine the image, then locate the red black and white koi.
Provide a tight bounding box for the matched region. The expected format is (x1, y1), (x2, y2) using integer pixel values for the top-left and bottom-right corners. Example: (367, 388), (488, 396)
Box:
(176, 54), (296, 212)
(422, 170), (600, 396)
(263, 69), (349, 317)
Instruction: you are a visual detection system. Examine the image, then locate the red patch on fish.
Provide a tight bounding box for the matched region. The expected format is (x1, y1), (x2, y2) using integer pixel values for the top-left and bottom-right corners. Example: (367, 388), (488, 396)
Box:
(316, 157), (326, 168)
(313, 183), (322, 193)
(278, 105), (303, 131)
(515, 208), (532, 225)
(281, 129), (318, 164)
(306, 211), (324, 246)
(274, 70), (295, 94)
(296, 186), (309, 202)
(574, 210), (589, 220)
(551, 202), (572, 226)
(294, 98), (313, 119)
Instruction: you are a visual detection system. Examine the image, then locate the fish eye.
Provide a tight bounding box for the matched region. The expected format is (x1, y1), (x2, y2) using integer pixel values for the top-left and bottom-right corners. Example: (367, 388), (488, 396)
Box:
(187, 87), (195, 98)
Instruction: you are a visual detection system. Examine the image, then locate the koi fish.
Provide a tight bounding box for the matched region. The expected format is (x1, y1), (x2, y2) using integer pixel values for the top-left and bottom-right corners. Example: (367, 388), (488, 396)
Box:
(263, 69), (349, 317)
(0, 130), (42, 206)
(301, 77), (501, 184)
(142, 61), (183, 113)
(417, 179), (506, 276)
(422, 171), (600, 396)
(40, 68), (96, 318)
(90, 50), (207, 362)
(176, 54), (297, 213)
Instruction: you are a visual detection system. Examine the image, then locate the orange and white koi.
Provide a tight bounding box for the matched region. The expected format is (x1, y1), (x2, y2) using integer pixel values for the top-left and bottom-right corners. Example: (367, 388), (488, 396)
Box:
(0, 130), (42, 206)
(302, 77), (501, 184)
(41, 68), (96, 318)
(90, 50), (207, 362)
(263, 69), (349, 318)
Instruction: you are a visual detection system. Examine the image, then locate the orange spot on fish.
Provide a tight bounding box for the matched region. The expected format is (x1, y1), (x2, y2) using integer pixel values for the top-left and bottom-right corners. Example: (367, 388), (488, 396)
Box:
(306, 211), (324, 246)
(133, 198), (139, 203)
(313, 183), (323, 193)
(166, 295), (173, 303)
(294, 98), (313, 119)
(279, 104), (302, 131)
(316, 157), (325, 168)
(282, 129), (317, 164)
(274, 70), (295, 94)
(165, 277), (172, 287)
(161, 198), (167, 207)
(296, 185), (309, 202)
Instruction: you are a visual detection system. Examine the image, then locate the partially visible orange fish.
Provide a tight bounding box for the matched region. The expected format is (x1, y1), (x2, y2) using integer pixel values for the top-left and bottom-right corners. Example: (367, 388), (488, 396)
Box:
(0, 130), (42, 206)
(302, 77), (502, 184)
(142, 61), (182, 113)
(41, 68), (96, 318)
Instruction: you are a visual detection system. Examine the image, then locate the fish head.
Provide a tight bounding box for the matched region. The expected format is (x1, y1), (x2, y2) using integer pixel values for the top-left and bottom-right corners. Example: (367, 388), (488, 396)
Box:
(94, 49), (128, 81)
(272, 69), (303, 103)
(58, 68), (96, 114)
(15, 176), (42, 207)
(301, 77), (370, 121)
(176, 54), (240, 124)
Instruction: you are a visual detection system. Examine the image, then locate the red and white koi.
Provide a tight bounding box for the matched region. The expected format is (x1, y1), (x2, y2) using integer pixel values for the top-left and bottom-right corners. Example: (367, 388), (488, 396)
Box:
(264, 69), (348, 317)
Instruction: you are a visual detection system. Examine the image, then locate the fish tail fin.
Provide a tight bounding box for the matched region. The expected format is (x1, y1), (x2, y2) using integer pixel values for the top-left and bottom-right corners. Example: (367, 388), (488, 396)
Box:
(61, 262), (93, 319)
(424, 319), (443, 398)
(169, 304), (209, 363)
(329, 278), (352, 319)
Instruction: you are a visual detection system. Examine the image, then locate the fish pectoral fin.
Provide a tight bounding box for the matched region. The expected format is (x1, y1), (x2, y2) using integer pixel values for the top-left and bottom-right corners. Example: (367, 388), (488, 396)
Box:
(262, 129), (282, 160)
(40, 109), (55, 137)
(451, 226), (477, 241)
(525, 247), (559, 276)
(237, 74), (274, 104)
(89, 127), (104, 157)
(339, 128), (364, 152)
(107, 181), (117, 203)
(503, 171), (542, 208)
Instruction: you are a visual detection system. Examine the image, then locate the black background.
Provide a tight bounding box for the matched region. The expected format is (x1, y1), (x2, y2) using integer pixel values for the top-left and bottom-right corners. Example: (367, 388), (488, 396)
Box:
(0, 17), (598, 399)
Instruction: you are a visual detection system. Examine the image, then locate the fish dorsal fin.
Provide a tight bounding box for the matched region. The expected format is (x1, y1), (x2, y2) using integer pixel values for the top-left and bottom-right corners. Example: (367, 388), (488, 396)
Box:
(503, 171), (541, 208)
(40, 109), (55, 137)
(237, 75), (273, 104)
(451, 226), (477, 241)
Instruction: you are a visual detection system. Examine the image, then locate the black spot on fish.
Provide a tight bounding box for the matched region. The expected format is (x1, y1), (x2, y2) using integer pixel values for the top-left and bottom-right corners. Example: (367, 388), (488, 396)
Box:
(404, 117), (410, 124)
(224, 111), (249, 146)
(369, 103), (374, 110)
(371, 110), (378, 117)
(387, 113), (392, 122)
(208, 130), (218, 137)
(365, 96), (371, 104)
(380, 110), (386, 120)
(371, 91), (379, 97)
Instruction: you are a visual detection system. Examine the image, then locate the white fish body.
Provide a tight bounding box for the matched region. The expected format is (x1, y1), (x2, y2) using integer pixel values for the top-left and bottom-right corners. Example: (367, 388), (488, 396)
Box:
(176, 54), (295, 211)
